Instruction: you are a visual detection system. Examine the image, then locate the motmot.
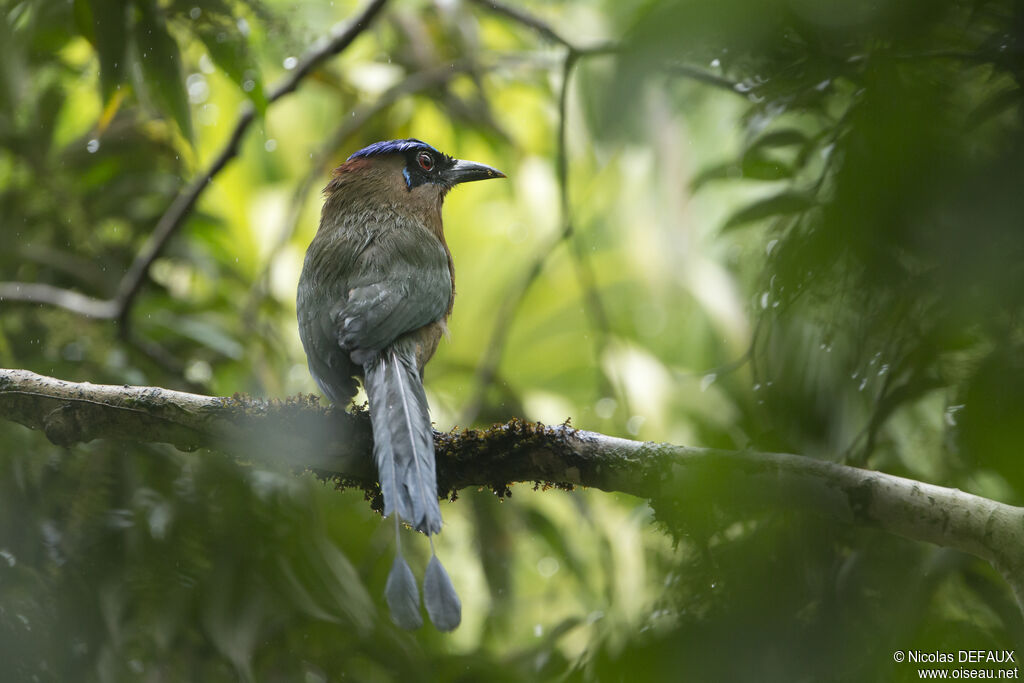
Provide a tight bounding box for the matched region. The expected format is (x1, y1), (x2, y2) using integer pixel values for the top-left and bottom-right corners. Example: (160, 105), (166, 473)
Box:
(296, 139), (504, 631)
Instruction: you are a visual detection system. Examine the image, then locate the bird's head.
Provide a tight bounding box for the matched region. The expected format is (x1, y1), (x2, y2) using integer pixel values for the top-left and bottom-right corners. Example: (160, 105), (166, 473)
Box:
(326, 139), (504, 204)
(351, 139), (504, 189)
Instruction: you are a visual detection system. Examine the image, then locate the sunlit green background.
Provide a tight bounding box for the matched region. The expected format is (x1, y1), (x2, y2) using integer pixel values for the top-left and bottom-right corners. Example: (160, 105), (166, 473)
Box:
(2, 0), (1023, 680)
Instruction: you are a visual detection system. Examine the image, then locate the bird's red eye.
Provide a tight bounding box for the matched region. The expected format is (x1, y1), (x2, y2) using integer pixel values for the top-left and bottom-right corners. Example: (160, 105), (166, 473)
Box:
(417, 152), (434, 171)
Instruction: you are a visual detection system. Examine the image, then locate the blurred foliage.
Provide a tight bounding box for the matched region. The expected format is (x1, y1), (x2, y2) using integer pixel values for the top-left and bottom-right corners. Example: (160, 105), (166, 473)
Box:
(2, 0), (1024, 680)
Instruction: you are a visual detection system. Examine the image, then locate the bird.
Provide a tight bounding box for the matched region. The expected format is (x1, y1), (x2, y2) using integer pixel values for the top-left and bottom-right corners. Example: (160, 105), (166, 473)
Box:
(296, 139), (504, 631)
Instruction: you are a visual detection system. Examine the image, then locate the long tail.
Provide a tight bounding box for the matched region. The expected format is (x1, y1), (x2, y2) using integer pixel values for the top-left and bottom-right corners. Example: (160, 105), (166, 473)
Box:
(363, 342), (440, 534)
(363, 341), (461, 631)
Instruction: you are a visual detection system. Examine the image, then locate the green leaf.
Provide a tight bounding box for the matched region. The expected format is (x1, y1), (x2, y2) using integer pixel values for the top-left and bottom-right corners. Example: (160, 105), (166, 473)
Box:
(85, 0), (130, 100)
(522, 509), (587, 579)
(36, 84), (66, 156)
(740, 153), (793, 181)
(740, 128), (806, 180)
(691, 162), (739, 190)
(722, 191), (815, 231)
(311, 537), (376, 633)
(73, 0), (96, 43)
(745, 128), (807, 155)
(692, 154), (793, 188)
(195, 18), (267, 114)
(133, 0), (193, 142)
(966, 87), (1021, 130)
(156, 313), (244, 359)
(276, 557), (343, 624)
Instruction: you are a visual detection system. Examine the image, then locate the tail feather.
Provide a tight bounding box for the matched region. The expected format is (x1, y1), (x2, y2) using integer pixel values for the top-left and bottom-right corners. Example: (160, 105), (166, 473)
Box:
(363, 342), (442, 534)
(384, 552), (422, 630)
(364, 339), (461, 631)
(424, 554), (461, 631)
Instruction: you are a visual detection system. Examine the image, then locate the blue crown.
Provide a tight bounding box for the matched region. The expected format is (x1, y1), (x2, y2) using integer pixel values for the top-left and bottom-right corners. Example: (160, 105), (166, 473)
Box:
(347, 139), (439, 161)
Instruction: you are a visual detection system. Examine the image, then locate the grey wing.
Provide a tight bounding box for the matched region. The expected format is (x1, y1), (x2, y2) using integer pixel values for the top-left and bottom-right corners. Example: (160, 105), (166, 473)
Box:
(298, 298), (360, 404)
(297, 228), (370, 404)
(335, 231), (452, 363)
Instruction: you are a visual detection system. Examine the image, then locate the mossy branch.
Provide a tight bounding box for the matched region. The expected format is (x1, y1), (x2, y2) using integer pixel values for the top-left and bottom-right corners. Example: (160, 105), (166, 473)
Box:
(2, 368), (1023, 614)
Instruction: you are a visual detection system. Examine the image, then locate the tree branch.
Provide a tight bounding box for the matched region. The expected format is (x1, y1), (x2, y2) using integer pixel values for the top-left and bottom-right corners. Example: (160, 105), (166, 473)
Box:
(0, 282), (117, 319)
(2, 367), (1023, 613)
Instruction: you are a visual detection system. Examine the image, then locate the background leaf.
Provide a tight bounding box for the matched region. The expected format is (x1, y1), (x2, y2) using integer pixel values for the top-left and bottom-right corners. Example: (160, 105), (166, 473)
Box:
(86, 0), (130, 101)
(133, 0), (193, 143)
(722, 191), (815, 231)
(195, 17), (267, 114)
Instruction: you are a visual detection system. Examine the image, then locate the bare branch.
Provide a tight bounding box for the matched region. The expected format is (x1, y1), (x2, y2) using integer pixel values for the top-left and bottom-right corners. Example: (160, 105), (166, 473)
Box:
(2, 367), (1023, 613)
(0, 282), (117, 319)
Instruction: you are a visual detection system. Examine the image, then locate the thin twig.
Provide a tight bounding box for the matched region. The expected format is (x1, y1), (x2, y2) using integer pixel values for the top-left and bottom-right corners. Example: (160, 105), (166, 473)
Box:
(673, 316), (760, 385)
(664, 63), (752, 97)
(467, 0), (573, 49)
(555, 53), (575, 222)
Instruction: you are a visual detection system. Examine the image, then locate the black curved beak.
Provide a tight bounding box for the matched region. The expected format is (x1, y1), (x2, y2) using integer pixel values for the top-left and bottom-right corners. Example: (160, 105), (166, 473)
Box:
(444, 159), (506, 186)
